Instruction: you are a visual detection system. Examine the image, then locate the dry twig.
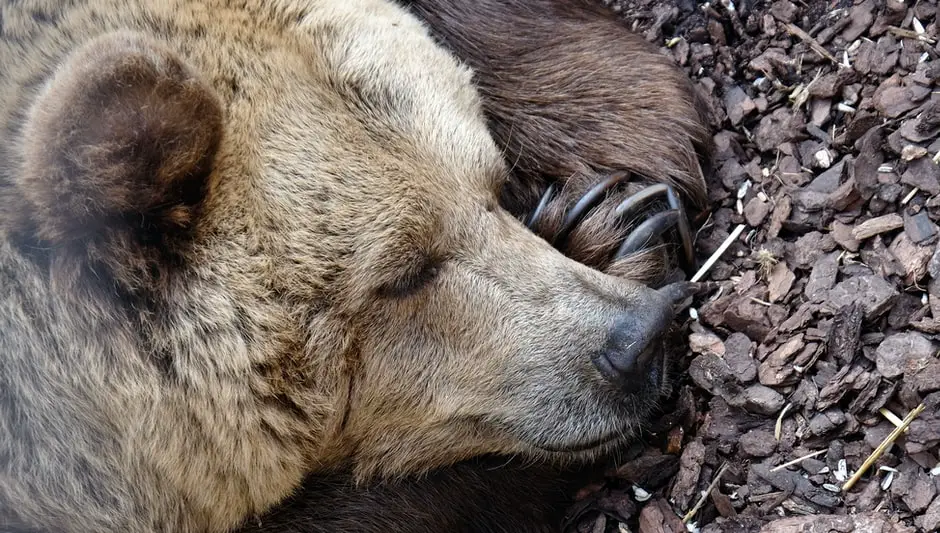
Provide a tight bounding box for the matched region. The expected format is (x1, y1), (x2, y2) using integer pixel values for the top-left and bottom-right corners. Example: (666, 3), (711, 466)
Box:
(775, 403), (792, 441)
(784, 23), (841, 65)
(842, 403), (926, 492)
(682, 463), (729, 524)
(691, 224), (746, 282)
(770, 449), (827, 472)
(887, 25), (937, 44)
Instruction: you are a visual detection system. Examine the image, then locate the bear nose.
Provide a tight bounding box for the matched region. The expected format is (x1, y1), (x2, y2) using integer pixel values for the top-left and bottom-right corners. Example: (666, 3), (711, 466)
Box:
(591, 283), (688, 384)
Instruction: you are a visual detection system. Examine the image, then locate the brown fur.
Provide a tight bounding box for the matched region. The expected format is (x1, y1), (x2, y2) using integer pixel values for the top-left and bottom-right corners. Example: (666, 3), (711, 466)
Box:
(0, 1), (709, 532)
(18, 31), (221, 243)
(4, 30), (224, 295)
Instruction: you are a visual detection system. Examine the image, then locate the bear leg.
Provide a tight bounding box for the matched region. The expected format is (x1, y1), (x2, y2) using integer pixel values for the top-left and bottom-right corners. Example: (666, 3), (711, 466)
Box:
(236, 459), (590, 533)
(401, 0), (713, 285)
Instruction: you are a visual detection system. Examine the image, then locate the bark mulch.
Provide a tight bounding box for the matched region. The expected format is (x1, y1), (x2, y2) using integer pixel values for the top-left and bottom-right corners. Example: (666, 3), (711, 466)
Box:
(568, 0), (940, 531)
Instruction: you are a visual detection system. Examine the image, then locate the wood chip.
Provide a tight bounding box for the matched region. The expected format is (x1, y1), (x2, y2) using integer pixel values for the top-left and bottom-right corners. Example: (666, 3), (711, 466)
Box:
(852, 213), (904, 240)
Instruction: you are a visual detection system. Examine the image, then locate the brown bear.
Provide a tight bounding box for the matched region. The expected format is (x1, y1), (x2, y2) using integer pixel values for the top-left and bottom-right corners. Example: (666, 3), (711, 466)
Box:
(237, 2), (713, 532)
(0, 1), (709, 533)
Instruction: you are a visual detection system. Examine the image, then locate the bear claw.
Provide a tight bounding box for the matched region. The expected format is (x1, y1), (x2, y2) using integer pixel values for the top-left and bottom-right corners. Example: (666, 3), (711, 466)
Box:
(612, 183), (694, 275)
(551, 171), (633, 249)
(526, 177), (696, 276)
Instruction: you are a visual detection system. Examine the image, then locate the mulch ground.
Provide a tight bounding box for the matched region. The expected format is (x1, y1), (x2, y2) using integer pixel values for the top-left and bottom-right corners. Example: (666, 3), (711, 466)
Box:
(566, 0), (940, 531)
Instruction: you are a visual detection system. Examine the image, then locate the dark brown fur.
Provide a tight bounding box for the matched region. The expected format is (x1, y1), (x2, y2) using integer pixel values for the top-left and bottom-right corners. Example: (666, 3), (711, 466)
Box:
(3, 30), (223, 294)
(19, 31), (221, 244)
(401, 0), (712, 285)
(241, 460), (589, 533)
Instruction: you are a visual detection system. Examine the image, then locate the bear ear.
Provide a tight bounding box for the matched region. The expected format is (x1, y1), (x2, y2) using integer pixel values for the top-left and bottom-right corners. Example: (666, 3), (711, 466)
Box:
(17, 31), (223, 244)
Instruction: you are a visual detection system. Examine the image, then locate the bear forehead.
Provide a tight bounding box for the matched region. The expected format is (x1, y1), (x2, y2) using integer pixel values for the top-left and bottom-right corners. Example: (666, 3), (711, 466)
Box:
(173, 0), (510, 219)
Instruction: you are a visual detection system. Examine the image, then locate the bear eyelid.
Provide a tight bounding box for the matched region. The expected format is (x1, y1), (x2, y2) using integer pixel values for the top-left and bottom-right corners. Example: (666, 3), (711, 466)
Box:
(377, 254), (443, 299)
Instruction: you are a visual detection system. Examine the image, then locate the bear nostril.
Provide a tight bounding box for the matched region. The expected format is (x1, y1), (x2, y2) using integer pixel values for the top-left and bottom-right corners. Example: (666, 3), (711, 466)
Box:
(592, 297), (674, 385)
(592, 319), (658, 382)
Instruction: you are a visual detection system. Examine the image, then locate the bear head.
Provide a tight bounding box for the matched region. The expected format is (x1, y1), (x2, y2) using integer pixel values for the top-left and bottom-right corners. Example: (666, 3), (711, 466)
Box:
(0, 2), (688, 519)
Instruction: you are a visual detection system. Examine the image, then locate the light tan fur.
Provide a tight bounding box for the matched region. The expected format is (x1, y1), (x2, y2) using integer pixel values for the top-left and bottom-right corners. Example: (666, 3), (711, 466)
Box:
(0, 1), (682, 532)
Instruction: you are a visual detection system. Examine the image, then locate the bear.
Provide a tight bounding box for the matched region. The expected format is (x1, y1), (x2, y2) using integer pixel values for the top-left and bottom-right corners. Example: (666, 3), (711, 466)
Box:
(0, 1), (710, 533)
(236, 2), (714, 532)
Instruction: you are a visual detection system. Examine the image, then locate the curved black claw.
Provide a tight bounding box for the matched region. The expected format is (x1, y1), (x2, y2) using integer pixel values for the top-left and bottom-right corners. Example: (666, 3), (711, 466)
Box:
(658, 280), (719, 303)
(613, 183), (695, 275)
(657, 281), (699, 304)
(657, 280), (718, 313)
(526, 182), (558, 231)
(616, 209), (681, 258)
(554, 171), (632, 249)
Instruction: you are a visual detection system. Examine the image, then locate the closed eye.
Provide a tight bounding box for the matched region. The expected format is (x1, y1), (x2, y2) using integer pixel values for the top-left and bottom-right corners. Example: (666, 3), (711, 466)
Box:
(378, 255), (443, 299)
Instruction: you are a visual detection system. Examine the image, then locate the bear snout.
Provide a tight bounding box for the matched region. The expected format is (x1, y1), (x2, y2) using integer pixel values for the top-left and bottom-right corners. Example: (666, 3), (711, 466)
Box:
(590, 283), (681, 387)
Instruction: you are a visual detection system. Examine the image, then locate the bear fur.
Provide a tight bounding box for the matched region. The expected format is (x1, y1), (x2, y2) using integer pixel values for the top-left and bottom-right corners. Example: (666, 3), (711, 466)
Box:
(0, 1), (709, 532)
